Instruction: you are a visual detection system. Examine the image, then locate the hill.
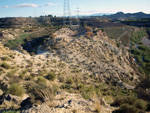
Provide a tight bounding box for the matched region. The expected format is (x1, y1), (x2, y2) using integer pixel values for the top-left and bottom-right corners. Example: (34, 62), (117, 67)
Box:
(0, 27), (144, 113)
(102, 12), (150, 20)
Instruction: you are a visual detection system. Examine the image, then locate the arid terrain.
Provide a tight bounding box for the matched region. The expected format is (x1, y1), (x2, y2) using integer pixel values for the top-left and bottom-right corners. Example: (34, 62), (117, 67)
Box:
(0, 16), (150, 113)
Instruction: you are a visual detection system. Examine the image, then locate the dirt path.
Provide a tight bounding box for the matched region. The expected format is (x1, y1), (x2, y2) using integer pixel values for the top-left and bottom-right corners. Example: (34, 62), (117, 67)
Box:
(117, 31), (127, 41)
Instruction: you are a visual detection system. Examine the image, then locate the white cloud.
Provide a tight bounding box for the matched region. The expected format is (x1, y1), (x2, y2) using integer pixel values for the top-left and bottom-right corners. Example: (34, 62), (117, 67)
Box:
(0, 6), (9, 8)
(14, 3), (38, 8)
(43, 3), (56, 7)
(0, 3), (56, 9)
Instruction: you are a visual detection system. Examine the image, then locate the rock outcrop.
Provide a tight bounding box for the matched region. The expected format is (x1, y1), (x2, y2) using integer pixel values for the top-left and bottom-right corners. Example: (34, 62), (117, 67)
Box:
(43, 28), (139, 84)
(22, 91), (112, 113)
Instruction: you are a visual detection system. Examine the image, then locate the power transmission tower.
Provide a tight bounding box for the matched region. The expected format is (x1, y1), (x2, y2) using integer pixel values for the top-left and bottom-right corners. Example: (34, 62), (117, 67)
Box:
(63, 0), (72, 26)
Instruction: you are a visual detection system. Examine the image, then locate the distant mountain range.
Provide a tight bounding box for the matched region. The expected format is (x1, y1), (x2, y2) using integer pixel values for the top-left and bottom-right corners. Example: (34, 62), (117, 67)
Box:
(71, 13), (112, 17)
(76, 12), (150, 20)
(90, 13), (112, 16)
(101, 12), (150, 19)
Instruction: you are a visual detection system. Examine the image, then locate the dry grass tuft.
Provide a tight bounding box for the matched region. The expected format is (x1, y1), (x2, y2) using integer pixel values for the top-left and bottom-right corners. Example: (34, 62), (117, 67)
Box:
(26, 82), (55, 107)
(93, 92), (101, 113)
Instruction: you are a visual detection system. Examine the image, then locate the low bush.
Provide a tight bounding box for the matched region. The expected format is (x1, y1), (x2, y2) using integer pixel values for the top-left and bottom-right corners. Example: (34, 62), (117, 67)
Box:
(1, 62), (11, 69)
(26, 82), (54, 104)
(19, 70), (27, 79)
(46, 71), (56, 81)
(131, 49), (142, 55)
(61, 83), (71, 90)
(37, 76), (47, 84)
(112, 96), (147, 113)
(4, 33), (31, 49)
(112, 96), (136, 106)
(1, 56), (11, 61)
(66, 78), (74, 84)
(7, 69), (16, 77)
(2, 110), (19, 113)
(8, 83), (25, 96)
(81, 92), (91, 99)
(135, 99), (147, 110)
(117, 104), (139, 113)
(77, 83), (85, 90)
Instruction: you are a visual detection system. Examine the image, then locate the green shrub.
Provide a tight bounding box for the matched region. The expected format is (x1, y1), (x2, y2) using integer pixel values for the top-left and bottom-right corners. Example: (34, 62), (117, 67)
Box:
(118, 104), (139, 113)
(134, 55), (142, 63)
(52, 59), (57, 63)
(25, 82), (53, 104)
(37, 76), (47, 83)
(59, 62), (66, 67)
(129, 30), (150, 76)
(131, 49), (142, 55)
(112, 96), (147, 113)
(46, 71), (56, 81)
(131, 30), (147, 43)
(61, 83), (71, 90)
(138, 46), (148, 51)
(1, 56), (11, 61)
(8, 83), (25, 96)
(19, 73), (25, 79)
(19, 70), (27, 79)
(4, 33), (31, 49)
(135, 99), (147, 110)
(66, 78), (74, 84)
(112, 96), (136, 106)
(7, 69), (16, 77)
(25, 75), (32, 80)
(77, 83), (85, 90)
(2, 110), (19, 113)
(1, 62), (11, 69)
(81, 92), (91, 99)
(117, 43), (120, 47)
(143, 56), (150, 63)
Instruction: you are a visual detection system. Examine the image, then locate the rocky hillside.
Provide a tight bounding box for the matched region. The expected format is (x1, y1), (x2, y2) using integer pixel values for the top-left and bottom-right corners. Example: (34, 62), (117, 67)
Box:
(41, 27), (139, 84)
(0, 43), (114, 113)
(0, 17), (40, 28)
(0, 27), (142, 113)
(0, 44), (8, 53)
(0, 17), (63, 28)
(0, 28), (24, 41)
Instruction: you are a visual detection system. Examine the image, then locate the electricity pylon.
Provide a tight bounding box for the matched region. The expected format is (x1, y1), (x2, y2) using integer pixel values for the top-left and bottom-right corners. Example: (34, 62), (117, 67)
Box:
(63, 0), (72, 26)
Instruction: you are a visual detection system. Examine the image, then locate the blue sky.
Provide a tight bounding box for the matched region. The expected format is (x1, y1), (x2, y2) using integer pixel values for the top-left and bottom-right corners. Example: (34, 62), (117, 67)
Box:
(0, 0), (150, 17)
